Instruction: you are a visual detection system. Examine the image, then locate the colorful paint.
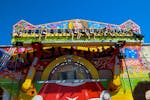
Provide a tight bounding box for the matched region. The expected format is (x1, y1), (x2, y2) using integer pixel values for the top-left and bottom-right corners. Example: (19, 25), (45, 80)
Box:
(13, 19), (140, 32)
(0, 19), (149, 100)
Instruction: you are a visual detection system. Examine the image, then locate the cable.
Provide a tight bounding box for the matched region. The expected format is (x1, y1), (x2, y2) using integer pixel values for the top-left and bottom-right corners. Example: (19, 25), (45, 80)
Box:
(120, 48), (133, 94)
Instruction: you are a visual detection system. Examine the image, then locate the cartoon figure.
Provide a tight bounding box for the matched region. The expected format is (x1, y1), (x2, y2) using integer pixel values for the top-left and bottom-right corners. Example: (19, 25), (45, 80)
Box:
(145, 90), (150, 100)
(68, 21), (74, 40)
(73, 20), (83, 40)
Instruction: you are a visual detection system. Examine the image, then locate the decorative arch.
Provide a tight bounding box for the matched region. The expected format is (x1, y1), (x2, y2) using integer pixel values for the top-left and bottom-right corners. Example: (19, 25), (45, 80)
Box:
(41, 55), (99, 80)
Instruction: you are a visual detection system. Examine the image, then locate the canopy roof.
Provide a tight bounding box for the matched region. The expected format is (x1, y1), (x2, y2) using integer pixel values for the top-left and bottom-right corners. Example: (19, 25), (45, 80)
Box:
(13, 19), (141, 33)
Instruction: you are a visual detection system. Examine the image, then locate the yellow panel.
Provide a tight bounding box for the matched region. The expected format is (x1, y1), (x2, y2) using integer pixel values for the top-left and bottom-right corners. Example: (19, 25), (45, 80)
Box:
(61, 46), (71, 49)
(77, 46), (88, 51)
(42, 46), (110, 53)
(77, 46), (110, 52)
(43, 47), (52, 49)
(112, 94), (133, 100)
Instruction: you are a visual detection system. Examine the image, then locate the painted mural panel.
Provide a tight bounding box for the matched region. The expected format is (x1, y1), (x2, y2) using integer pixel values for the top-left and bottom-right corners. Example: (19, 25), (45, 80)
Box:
(139, 45), (150, 70)
(11, 19), (144, 44)
(120, 20), (140, 32)
(13, 20), (36, 32)
(122, 46), (150, 79)
(12, 19), (140, 32)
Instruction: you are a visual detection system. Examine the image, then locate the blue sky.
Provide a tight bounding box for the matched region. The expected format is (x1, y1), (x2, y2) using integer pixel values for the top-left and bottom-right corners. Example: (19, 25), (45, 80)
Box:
(0, 0), (150, 45)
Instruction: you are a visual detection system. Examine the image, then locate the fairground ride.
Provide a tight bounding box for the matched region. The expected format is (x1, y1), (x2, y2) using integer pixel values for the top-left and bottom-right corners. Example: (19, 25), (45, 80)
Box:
(0, 19), (149, 100)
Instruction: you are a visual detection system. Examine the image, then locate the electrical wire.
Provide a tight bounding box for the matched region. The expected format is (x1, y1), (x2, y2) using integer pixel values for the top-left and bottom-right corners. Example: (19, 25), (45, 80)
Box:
(120, 48), (133, 94)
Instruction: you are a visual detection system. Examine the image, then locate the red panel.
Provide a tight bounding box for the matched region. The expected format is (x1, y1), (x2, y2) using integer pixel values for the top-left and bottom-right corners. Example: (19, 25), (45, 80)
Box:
(38, 82), (104, 100)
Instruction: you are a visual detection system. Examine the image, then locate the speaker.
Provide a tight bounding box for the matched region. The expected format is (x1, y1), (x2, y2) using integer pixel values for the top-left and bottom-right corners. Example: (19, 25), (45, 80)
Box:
(58, 29), (62, 33)
(28, 30), (31, 34)
(15, 42), (23, 47)
(35, 30), (39, 33)
(50, 29), (54, 33)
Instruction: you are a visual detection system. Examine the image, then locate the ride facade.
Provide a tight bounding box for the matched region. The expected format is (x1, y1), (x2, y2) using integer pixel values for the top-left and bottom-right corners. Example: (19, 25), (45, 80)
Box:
(0, 19), (149, 100)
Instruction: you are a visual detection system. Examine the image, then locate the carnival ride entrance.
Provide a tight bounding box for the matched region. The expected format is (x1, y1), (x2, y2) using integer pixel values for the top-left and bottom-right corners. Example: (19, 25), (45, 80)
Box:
(41, 55), (99, 81)
(33, 55), (104, 100)
(1, 43), (132, 100)
(0, 19), (145, 100)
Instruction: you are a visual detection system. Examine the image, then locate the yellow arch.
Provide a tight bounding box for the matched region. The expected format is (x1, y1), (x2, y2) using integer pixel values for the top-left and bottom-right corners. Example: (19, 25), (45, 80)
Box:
(41, 55), (99, 80)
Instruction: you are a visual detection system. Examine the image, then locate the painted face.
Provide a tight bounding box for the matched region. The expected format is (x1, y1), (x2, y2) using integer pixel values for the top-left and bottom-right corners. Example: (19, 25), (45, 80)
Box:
(145, 90), (150, 100)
